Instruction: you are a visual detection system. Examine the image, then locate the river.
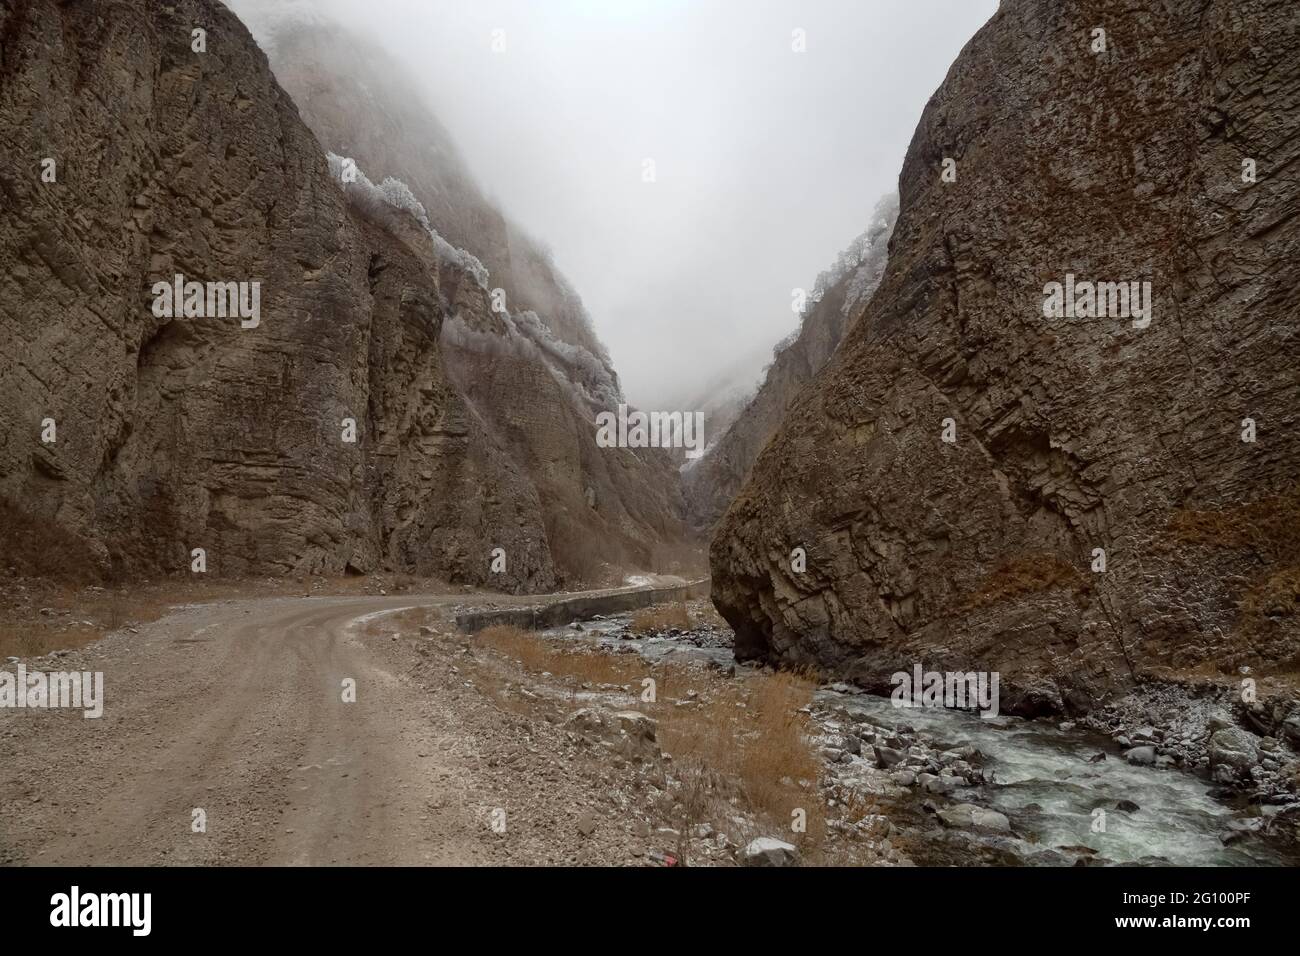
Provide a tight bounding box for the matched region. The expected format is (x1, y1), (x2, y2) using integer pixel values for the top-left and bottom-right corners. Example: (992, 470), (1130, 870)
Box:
(541, 612), (1297, 866)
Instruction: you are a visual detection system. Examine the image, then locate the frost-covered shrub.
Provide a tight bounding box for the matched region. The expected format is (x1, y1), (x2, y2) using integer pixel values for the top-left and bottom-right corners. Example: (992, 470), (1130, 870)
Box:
(840, 191), (899, 317)
(808, 190), (899, 314)
(378, 176), (432, 231)
(505, 311), (621, 409)
(327, 152), (618, 411)
(327, 152), (489, 289)
(766, 190), (899, 371)
(441, 315), (617, 413)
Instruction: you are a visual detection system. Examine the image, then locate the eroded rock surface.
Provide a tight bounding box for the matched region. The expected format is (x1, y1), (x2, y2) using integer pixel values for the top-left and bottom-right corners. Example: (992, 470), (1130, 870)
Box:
(235, 6), (692, 582)
(0, 0), (691, 589)
(711, 0), (1300, 710)
(0, 0), (551, 588)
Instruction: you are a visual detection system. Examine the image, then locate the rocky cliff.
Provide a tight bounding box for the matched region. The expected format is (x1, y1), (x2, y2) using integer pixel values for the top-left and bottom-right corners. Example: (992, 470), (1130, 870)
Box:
(711, 0), (1300, 714)
(684, 194), (896, 531)
(231, 5), (693, 584)
(0, 0), (655, 589)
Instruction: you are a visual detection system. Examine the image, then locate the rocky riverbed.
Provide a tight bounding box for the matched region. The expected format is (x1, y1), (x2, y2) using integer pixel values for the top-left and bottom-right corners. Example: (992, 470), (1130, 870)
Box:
(532, 603), (1300, 866)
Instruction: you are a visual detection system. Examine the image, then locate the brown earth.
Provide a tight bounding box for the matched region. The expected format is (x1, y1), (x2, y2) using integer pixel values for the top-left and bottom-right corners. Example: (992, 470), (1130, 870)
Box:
(0, 589), (656, 865)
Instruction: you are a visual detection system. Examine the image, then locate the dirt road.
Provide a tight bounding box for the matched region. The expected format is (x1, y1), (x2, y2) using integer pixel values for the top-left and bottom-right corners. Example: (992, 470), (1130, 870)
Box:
(1, 592), (508, 865)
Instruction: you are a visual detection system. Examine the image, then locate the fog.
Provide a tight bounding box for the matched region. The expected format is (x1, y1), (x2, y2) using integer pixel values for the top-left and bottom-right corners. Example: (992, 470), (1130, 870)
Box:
(237, 0), (998, 408)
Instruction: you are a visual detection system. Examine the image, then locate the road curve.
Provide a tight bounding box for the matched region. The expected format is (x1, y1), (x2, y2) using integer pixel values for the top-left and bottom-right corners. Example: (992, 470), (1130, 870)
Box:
(1, 593), (496, 865)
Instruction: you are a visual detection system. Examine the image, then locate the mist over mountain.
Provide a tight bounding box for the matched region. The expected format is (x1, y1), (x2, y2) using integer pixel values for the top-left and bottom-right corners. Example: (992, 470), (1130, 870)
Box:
(230, 2), (695, 585)
(0, 0), (691, 589)
(685, 191), (899, 530)
(231, 0), (998, 409)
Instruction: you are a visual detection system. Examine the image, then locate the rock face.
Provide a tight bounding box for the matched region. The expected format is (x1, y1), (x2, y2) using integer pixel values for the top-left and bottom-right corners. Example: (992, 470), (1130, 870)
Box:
(234, 6), (692, 583)
(0, 0), (676, 588)
(711, 0), (1300, 711)
(684, 195), (896, 531)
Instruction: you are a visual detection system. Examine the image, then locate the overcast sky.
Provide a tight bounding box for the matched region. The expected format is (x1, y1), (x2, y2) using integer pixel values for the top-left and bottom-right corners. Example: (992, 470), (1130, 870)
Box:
(243, 0), (998, 407)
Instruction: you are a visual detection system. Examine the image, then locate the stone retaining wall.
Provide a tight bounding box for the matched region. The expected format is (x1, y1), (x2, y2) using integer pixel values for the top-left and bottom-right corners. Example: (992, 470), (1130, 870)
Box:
(456, 580), (710, 633)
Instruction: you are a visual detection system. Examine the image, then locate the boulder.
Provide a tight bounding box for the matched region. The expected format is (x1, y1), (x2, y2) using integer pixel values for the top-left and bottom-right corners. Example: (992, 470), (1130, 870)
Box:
(1281, 713), (1300, 747)
(1206, 710), (1235, 733)
(739, 837), (801, 867)
(874, 745), (905, 769)
(1123, 746), (1157, 766)
(564, 709), (606, 734)
(923, 774), (960, 795)
(1208, 727), (1260, 777)
(937, 804), (1011, 832)
(612, 711), (658, 742)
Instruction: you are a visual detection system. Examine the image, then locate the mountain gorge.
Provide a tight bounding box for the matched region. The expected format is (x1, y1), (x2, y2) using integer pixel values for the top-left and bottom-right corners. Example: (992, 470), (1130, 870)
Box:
(2, 0), (1294, 689)
(4, 0), (1300, 881)
(0, 0), (689, 590)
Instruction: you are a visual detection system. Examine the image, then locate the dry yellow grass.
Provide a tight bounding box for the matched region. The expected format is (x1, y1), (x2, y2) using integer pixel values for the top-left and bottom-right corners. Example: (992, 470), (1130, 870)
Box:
(629, 603), (692, 633)
(1166, 494), (1300, 560)
(0, 624), (100, 659)
(1241, 567), (1300, 617)
(472, 624), (829, 856)
(963, 553), (1089, 610)
(476, 624), (657, 687)
(660, 669), (824, 843)
(689, 600), (728, 628)
(0, 586), (176, 658)
(1165, 495), (1300, 666)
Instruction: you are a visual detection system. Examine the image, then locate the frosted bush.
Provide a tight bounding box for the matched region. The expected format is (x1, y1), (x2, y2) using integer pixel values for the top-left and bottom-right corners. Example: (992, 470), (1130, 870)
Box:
(378, 177), (432, 231)
(441, 315), (617, 412)
(761, 190), (899, 376)
(327, 152), (618, 408)
(809, 190), (899, 311)
(506, 311), (621, 409)
(327, 152), (489, 290)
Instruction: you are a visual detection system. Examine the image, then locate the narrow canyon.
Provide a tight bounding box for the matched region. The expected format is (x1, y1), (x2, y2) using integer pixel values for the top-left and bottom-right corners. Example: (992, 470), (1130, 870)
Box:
(1, 0), (1297, 878)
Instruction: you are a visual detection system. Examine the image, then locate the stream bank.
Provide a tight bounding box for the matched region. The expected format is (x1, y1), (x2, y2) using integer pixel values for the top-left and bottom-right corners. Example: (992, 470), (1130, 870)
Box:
(520, 603), (1300, 866)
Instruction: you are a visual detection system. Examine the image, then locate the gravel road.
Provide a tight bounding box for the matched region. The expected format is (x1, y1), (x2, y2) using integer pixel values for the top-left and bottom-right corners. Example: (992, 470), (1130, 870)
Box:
(1, 593), (499, 865)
